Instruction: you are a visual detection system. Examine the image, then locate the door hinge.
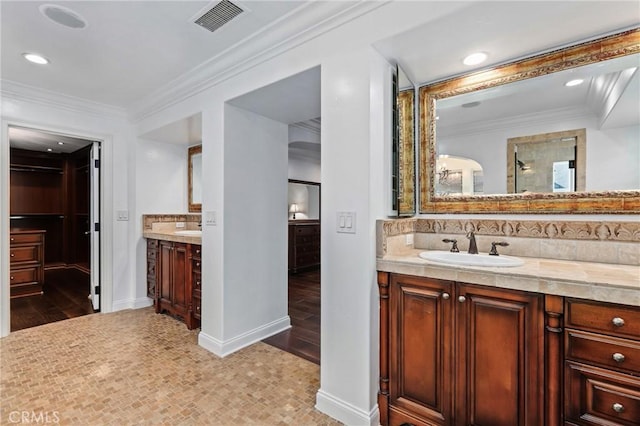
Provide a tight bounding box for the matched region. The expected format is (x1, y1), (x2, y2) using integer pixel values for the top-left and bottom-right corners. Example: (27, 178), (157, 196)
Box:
(95, 286), (101, 295)
(94, 223), (100, 232)
(94, 159), (100, 168)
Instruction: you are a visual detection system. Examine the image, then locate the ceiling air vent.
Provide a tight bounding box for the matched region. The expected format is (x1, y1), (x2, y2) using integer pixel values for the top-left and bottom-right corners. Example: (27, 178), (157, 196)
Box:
(194, 0), (244, 33)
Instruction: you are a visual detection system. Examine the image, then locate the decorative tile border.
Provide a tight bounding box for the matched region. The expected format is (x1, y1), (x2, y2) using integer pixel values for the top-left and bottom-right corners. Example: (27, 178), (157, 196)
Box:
(142, 214), (201, 230)
(380, 218), (640, 242)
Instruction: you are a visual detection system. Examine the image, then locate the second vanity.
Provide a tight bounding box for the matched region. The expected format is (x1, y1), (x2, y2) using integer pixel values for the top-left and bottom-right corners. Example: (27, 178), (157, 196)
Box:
(143, 214), (202, 330)
(377, 220), (640, 426)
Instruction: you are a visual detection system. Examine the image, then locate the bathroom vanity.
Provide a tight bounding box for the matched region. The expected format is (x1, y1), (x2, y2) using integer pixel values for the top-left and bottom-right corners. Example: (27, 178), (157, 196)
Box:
(143, 214), (202, 329)
(377, 254), (640, 426)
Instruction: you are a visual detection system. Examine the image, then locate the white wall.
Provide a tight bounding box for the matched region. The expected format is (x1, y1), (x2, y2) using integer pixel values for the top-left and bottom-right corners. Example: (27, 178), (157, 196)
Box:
(288, 155), (321, 182)
(222, 105), (289, 340)
(0, 91), (132, 336)
(132, 138), (188, 304)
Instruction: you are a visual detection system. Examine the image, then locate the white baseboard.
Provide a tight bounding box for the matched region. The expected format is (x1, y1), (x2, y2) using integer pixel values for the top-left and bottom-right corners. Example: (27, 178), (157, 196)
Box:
(198, 315), (291, 357)
(111, 297), (153, 311)
(315, 389), (379, 426)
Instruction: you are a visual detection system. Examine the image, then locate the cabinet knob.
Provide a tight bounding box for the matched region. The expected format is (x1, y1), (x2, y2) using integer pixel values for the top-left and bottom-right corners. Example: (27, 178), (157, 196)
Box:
(612, 317), (625, 327)
(10, 276), (14, 280)
(10, 253), (14, 257)
(612, 403), (624, 413)
(441, 292), (450, 300)
(612, 352), (626, 363)
(458, 296), (466, 303)
(196, 262), (200, 267)
(10, 237), (14, 242)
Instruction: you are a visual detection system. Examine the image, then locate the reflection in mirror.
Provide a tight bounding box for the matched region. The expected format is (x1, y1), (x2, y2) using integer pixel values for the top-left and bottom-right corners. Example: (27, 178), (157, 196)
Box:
(288, 179), (320, 220)
(393, 65), (415, 215)
(188, 145), (202, 212)
(507, 129), (585, 194)
(435, 155), (483, 195)
(420, 29), (640, 213)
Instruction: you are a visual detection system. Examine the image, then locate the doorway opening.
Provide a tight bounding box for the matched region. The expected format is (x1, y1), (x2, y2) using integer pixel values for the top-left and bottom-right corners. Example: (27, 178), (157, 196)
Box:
(9, 126), (101, 331)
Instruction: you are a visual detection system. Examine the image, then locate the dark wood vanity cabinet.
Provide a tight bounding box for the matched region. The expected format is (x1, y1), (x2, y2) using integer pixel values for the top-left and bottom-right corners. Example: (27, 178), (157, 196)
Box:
(379, 273), (545, 426)
(288, 221), (320, 273)
(564, 299), (640, 425)
(147, 238), (200, 329)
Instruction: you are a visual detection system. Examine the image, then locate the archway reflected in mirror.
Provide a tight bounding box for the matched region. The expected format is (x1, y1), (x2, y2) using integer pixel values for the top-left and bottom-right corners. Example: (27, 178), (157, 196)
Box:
(435, 155), (483, 196)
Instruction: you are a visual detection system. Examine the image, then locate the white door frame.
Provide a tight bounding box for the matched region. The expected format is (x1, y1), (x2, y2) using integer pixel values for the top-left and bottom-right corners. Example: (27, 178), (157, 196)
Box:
(1, 119), (114, 337)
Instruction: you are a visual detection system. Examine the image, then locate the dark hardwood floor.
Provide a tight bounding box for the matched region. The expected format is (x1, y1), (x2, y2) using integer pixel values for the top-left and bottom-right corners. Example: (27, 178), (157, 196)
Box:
(263, 269), (320, 364)
(11, 267), (93, 332)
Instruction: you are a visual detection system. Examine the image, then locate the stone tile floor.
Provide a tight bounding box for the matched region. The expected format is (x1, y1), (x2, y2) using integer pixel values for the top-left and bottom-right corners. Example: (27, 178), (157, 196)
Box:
(0, 307), (341, 425)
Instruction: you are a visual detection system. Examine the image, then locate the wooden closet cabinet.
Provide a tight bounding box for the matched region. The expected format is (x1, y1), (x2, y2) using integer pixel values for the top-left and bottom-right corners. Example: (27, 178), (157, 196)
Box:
(151, 239), (199, 329)
(379, 273), (545, 426)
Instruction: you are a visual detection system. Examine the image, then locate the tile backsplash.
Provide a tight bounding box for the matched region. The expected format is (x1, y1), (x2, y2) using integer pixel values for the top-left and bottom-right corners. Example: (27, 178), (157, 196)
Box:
(378, 218), (640, 266)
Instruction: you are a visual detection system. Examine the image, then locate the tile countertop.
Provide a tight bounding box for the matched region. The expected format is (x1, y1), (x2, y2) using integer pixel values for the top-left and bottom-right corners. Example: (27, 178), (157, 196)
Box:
(143, 230), (201, 245)
(378, 249), (640, 307)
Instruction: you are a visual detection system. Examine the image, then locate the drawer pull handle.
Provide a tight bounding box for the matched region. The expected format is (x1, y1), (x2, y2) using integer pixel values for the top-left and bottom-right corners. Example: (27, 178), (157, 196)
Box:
(612, 317), (625, 327)
(612, 403), (624, 413)
(442, 292), (450, 300)
(458, 296), (466, 303)
(612, 352), (626, 363)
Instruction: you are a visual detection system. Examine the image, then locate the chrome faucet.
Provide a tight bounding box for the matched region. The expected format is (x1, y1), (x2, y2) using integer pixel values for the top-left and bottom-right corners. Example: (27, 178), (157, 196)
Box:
(466, 231), (478, 254)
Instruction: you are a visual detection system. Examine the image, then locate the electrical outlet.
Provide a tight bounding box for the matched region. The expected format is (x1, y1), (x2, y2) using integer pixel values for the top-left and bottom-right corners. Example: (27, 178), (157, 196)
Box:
(176, 222), (185, 228)
(116, 210), (129, 221)
(406, 234), (414, 245)
(205, 211), (216, 226)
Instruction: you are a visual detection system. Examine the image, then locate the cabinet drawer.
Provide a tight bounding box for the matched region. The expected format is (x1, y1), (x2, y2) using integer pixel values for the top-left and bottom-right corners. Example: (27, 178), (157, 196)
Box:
(566, 329), (640, 374)
(193, 272), (201, 291)
(147, 238), (158, 250)
(10, 233), (43, 245)
(565, 362), (640, 426)
(192, 259), (201, 272)
(566, 299), (640, 339)
(193, 296), (201, 319)
(295, 225), (319, 236)
(10, 246), (40, 263)
(192, 245), (201, 259)
(10, 267), (38, 285)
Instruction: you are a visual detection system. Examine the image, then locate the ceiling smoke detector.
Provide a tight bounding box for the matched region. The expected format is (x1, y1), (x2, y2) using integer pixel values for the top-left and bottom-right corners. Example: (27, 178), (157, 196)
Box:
(194, 0), (244, 33)
(39, 4), (87, 29)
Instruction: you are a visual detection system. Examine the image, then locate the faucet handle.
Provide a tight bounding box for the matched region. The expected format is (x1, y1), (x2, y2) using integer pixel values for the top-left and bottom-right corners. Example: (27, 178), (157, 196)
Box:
(442, 238), (459, 253)
(489, 241), (509, 256)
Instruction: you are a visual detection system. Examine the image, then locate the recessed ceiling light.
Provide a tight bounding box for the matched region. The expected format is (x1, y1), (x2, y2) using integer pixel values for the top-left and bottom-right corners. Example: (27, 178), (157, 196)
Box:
(57, 142), (64, 145)
(463, 52), (488, 66)
(23, 53), (49, 65)
(565, 79), (584, 87)
(40, 4), (88, 29)
(47, 148), (53, 152)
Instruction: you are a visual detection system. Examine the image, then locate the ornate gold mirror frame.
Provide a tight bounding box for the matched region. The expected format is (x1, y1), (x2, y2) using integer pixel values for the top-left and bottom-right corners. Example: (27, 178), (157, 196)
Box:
(419, 28), (640, 214)
(188, 145), (202, 213)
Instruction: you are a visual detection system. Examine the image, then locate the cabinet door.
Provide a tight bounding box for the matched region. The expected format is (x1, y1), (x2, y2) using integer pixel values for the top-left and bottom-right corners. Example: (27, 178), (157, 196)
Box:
(159, 240), (173, 306)
(390, 274), (454, 425)
(171, 243), (189, 316)
(455, 284), (543, 426)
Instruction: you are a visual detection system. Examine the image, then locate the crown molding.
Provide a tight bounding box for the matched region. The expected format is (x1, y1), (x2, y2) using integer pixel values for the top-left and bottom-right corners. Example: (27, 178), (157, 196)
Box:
(128, 1), (388, 122)
(437, 106), (595, 139)
(1, 79), (127, 120)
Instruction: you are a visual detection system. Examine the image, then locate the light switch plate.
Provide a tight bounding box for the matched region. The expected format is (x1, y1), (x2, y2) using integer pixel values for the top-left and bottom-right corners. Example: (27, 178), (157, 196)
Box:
(176, 221), (185, 228)
(336, 211), (356, 234)
(205, 211), (216, 226)
(116, 210), (129, 221)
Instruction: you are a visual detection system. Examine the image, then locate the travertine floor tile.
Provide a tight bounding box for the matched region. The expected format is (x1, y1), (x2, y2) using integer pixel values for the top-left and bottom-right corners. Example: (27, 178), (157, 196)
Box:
(1, 308), (341, 425)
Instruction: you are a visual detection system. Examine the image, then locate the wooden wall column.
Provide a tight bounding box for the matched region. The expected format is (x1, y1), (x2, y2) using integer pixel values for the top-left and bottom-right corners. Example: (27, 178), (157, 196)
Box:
(545, 295), (564, 426)
(377, 271), (390, 425)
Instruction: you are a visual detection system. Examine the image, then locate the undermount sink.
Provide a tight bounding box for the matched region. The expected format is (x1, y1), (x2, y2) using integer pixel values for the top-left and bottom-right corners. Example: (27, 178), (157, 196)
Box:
(419, 250), (524, 267)
(174, 230), (202, 236)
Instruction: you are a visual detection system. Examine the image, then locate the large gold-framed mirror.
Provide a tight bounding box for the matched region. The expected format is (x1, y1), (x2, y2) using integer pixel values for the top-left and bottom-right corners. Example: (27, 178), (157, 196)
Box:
(419, 28), (640, 214)
(188, 145), (202, 212)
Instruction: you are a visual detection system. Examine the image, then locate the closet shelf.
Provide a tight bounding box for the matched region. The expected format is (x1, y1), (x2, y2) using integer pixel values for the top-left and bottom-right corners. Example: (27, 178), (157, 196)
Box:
(10, 214), (65, 219)
(10, 164), (63, 174)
